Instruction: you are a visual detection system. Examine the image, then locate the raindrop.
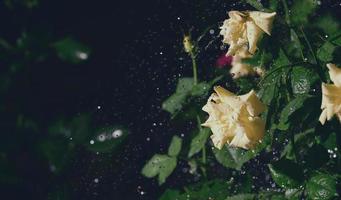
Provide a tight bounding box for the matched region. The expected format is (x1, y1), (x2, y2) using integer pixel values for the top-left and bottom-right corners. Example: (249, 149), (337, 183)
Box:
(90, 140), (95, 144)
(98, 134), (106, 142)
(112, 129), (123, 138)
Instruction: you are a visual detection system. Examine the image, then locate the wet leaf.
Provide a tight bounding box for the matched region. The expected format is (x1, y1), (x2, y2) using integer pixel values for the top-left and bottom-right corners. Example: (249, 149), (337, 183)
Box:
(168, 135), (182, 157)
(162, 78), (194, 115)
(160, 179), (231, 200)
(277, 95), (310, 130)
(306, 172), (337, 200)
(226, 194), (255, 200)
(268, 159), (304, 189)
(290, 0), (318, 26)
(213, 146), (256, 170)
(317, 41), (336, 62)
(290, 66), (319, 95)
(53, 37), (90, 64)
(188, 128), (210, 158)
(141, 154), (177, 185)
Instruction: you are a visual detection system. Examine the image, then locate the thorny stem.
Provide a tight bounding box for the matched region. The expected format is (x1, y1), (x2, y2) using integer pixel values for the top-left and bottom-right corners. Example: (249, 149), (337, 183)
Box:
(300, 27), (317, 64)
(190, 52), (198, 85)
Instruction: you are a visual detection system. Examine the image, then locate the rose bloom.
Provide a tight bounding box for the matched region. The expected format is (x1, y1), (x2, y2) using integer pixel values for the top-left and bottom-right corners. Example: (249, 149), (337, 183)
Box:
(319, 63), (341, 124)
(220, 11), (276, 57)
(202, 86), (266, 149)
(220, 11), (275, 78)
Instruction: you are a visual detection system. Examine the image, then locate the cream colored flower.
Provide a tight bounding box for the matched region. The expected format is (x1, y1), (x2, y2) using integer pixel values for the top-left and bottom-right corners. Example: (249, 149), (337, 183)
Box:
(220, 11), (276, 57)
(229, 56), (265, 79)
(230, 56), (255, 79)
(202, 86), (266, 149)
(319, 63), (341, 124)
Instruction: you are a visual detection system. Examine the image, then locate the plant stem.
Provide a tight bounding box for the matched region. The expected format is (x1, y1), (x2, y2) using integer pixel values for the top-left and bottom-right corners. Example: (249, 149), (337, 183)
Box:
(196, 115), (207, 177)
(202, 145), (207, 164)
(300, 27), (317, 64)
(281, 0), (291, 25)
(190, 52), (198, 85)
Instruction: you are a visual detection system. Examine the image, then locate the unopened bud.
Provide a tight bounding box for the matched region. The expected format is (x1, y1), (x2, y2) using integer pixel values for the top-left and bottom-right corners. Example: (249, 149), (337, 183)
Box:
(183, 35), (194, 53)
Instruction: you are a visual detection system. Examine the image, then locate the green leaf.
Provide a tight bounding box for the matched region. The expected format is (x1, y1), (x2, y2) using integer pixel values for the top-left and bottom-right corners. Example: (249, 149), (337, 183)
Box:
(53, 37), (90, 64)
(303, 144), (329, 169)
(162, 76), (222, 117)
(277, 95), (310, 130)
(317, 41), (336, 62)
(290, 66), (320, 95)
(213, 146), (256, 170)
(290, 29), (303, 54)
(315, 14), (340, 36)
(162, 78), (194, 115)
(159, 189), (182, 200)
(191, 82), (211, 97)
(290, 0), (318, 26)
(244, 0), (265, 11)
(226, 194), (255, 200)
(86, 127), (128, 153)
(322, 132), (337, 150)
(168, 136), (182, 157)
(160, 179), (232, 200)
(273, 49), (290, 67)
(268, 159), (304, 189)
(235, 77), (257, 94)
(306, 172), (337, 200)
(141, 154), (177, 185)
(188, 128), (210, 158)
(281, 128), (316, 160)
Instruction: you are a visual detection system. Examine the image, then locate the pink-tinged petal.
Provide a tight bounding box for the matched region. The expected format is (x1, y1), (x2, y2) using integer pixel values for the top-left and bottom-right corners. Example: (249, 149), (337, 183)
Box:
(215, 54), (233, 68)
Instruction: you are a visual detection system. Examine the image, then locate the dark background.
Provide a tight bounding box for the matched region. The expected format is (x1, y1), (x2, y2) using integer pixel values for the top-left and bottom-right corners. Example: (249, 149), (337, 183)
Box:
(0, 0), (340, 199)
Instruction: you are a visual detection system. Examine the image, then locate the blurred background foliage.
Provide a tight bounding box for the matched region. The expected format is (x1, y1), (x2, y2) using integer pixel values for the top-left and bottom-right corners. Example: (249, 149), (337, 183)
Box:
(0, 0), (341, 200)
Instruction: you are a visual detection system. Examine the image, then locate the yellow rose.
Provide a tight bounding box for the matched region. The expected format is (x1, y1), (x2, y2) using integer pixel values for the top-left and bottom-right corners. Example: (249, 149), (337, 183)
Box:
(220, 11), (276, 57)
(202, 86), (266, 149)
(319, 63), (341, 124)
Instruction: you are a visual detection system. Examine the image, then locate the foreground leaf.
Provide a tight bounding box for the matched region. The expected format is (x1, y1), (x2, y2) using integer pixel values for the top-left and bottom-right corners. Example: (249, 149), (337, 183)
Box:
(168, 135), (182, 157)
(277, 95), (310, 130)
(268, 159), (304, 189)
(306, 172), (337, 200)
(141, 154), (177, 185)
(213, 146), (255, 170)
(188, 128), (210, 158)
(317, 41), (336, 62)
(290, 66), (319, 95)
(160, 179), (231, 200)
(162, 78), (194, 115)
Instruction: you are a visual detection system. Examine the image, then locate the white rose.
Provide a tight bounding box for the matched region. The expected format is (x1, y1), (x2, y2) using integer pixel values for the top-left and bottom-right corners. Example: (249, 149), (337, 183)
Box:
(319, 63), (341, 124)
(220, 11), (276, 57)
(202, 86), (266, 149)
